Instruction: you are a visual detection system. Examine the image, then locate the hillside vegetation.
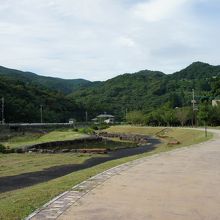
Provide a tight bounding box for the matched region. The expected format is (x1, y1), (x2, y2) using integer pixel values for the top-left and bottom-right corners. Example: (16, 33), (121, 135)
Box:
(0, 75), (85, 122)
(70, 62), (220, 119)
(1, 62), (220, 123)
(0, 66), (92, 94)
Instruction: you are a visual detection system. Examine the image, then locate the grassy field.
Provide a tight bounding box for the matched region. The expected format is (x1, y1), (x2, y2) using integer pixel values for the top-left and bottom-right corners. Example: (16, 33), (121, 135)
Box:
(0, 130), (88, 149)
(0, 153), (104, 178)
(104, 126), (212, 146)
(105, 126), (163, 136)
(0, 126), (213, 220)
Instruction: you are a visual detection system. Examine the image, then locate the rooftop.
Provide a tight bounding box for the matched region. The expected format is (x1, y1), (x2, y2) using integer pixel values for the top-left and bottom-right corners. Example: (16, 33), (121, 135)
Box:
(97, 114), (114, 118)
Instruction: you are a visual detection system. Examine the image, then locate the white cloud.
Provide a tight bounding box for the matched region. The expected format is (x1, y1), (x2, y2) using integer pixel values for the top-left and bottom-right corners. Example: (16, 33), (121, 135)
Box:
(0, 0), (219, 80)
(117, 37), (136, 47)
(133, 0), (191, 22)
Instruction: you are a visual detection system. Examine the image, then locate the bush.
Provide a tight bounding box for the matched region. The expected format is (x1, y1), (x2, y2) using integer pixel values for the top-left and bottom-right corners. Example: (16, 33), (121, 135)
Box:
(0, 144), (6, 153)
(126, 111), (147, 125)
(90, 125), (98, 130)
(78, 127), (94, 135)
(98, 124), (110, 130)
(15, 148), (25, 153)
(5, 149), (15, 153)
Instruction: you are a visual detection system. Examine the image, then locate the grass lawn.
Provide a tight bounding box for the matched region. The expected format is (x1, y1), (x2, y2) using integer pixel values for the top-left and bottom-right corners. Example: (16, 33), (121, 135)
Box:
(0, 130), (88, 149)
(104, 125), (212, 146)
(0, 126), (213, 220)
(104, 125), (164, 136)
(0, 153), (104, 178)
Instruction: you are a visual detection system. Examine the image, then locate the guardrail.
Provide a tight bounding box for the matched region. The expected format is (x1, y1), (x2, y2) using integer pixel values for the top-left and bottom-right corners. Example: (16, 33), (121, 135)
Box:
(0, 122), (96, 131)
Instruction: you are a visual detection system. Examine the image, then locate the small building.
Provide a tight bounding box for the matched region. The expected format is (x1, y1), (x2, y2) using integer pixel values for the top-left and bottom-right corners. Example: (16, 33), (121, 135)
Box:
(93, 114), (115, 124)
(212, 100), (220, 107)
(69, 118), (76, 124)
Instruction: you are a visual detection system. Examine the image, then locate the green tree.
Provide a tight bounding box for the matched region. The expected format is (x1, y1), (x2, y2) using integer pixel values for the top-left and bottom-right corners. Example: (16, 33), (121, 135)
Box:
(126, 111), (146, 125)
(175, 107), (191, 126)
(147, 110), (164, 126)
(209, 106), (220, 126)
(162, 108), (176, 126)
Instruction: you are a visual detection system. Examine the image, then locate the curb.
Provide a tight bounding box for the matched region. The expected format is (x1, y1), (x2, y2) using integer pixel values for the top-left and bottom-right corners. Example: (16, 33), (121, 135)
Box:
(25, 138), (213, 220)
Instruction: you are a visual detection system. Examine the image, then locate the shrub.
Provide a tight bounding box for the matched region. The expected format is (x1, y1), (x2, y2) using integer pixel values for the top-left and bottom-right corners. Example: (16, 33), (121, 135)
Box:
(78, 127), (94, 135)
(15, 148), (24, 153)
(90, 125), (98, 130)
(0, 144), (6, 153)
(98, 124), (110, 130)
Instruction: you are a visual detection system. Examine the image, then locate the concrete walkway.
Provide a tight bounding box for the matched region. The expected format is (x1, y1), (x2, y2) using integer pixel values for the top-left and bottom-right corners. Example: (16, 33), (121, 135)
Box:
(29, 129), (220, 220)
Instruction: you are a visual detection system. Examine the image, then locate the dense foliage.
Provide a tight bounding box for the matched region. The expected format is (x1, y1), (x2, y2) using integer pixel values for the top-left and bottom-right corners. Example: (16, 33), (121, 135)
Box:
(125, 104), (220, 127)
(0, 75), (85, 123)
(0, 66), (93, 94)
(1, 61), (220, 125)
(70, 62), (220, 121)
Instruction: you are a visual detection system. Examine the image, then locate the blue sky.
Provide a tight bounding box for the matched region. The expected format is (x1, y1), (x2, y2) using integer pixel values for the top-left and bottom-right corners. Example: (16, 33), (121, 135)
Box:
(0, 0), (219, 81)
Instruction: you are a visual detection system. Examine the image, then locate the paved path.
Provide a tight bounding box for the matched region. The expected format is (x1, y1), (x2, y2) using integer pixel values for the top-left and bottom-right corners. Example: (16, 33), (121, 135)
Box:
(29, 129), (220, 220)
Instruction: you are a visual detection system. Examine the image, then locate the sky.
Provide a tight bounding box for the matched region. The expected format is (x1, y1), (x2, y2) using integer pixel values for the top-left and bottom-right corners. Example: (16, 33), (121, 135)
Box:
(0, 0), (219, 81)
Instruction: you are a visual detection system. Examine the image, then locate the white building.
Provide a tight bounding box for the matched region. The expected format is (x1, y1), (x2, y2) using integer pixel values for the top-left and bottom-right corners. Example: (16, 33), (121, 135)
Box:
(92, 114), (115, 124)
(212, 100), (220, 107)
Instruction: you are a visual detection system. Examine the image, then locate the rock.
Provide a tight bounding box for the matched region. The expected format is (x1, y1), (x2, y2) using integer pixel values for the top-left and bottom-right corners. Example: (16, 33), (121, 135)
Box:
(168, 140), (180, 145)
(61, 149), (70, 153)
(46, 149), (55, 153)
(77, 148), (107, 154)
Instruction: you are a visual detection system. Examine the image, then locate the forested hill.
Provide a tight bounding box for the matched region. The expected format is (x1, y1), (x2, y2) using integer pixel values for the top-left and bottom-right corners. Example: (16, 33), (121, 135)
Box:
(0, 75), (85, 123)
(69, 62), (220, 119)
(0, 66), (92, 94)
(172, 62), (220, 79)
(1, 62), (220, 122)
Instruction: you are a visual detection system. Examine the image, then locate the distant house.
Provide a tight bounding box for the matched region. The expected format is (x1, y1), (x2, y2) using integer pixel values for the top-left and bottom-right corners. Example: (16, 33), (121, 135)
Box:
(212, 100), (220, 107)
(92, 114), (115, 124)
(69, 118), (76, 124)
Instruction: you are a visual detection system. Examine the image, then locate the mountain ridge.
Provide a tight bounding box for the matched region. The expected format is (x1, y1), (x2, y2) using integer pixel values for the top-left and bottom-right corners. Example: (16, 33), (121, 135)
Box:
(1, 61), (220, 122)
(69, 61), (220, 119)
(1, 61), (220, 86)
(0, 66), (93, 94)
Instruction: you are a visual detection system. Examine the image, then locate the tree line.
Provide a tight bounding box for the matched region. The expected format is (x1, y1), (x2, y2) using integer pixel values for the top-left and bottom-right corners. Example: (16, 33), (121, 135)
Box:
(125, 102), (220, 127)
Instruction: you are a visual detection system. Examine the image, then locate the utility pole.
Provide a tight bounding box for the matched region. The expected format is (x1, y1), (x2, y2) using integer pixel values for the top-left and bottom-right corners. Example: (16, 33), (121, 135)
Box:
(125, 108), (128, 121)
(85, 111), (88, 123)
(191, 89), (197, 127)
(40, 105), (43, 124)
(1, 97), (5, 124)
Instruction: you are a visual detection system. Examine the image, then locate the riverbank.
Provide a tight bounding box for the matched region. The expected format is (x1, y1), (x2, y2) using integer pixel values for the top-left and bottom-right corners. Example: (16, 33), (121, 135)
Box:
(0, 127), (212, 220)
